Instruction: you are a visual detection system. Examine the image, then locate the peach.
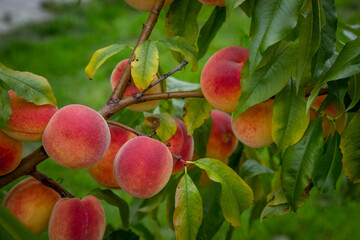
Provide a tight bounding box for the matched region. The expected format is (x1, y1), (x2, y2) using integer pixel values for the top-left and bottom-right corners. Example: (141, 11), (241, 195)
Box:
(42, 104), (111, 169)
(310, 94), (346, 137)
(114, 136), (173, 198)
(48, 195), (105, 240)
(3, 177), (61, 234)
(166, 117), (194, 174)
(111, 59), (161, 111)
(0, 130), (23, 176)
(1, 90), (57, 142)
(124, 0), (174, 12)
(198, 0), (225, 6)
(88, 126), (136, 188)
(231, 99), (274, 148)
(200, 46), (249, 112)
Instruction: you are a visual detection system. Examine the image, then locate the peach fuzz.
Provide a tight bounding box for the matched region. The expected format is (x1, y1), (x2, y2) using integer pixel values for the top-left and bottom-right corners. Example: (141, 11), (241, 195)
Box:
(114, 136), (173, 198)
(310, 94), (346, 137)
(231, 100), (274, 148)
(88, 126), (136, 188)
(124, 0), (174, 12)
(0, 130), (23, 176)
(3, 177), (61, 234)
(200, 46), (249, 112)
(166, 117), (194, 174)
(1, 90), (57, 142)
(42, 104), (111, 169)
(48, 195), (105, 240)
(111, 59), (161, 111)
(198, 0), (225, 6)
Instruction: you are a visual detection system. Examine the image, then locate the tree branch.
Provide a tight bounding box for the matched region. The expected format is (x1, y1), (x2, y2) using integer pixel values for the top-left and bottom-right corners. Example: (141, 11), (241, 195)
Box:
(107, 120), (144, 136)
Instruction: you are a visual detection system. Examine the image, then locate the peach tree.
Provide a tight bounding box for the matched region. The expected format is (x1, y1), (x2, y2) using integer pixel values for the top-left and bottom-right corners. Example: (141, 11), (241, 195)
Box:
(0, 0), (360, 239)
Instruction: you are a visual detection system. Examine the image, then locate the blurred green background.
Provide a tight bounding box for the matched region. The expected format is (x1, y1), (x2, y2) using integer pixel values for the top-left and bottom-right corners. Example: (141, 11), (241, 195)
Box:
(0, 0), (360, 239)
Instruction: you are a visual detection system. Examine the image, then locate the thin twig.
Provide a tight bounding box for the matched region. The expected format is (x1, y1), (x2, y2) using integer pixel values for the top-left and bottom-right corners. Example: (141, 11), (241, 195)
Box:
(107, 120), (144, 136)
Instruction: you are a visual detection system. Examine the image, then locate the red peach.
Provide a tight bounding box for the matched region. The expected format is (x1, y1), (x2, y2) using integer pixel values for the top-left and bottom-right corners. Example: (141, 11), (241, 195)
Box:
(48, 195), (105, 240)
(1, 90), (57, 142)
(3, 177), (61, 234)
(42, 104), (111, 169)
(111, 59), (161, 111)
(88, 126), (136, 188)
(198, 0), (225, 6)
(114, 136), (173, 198)
(231, 100), (274, 148)
(124, 0), (174, 11)
(200, 46), (249, 112)
(0, 130), (23, 176)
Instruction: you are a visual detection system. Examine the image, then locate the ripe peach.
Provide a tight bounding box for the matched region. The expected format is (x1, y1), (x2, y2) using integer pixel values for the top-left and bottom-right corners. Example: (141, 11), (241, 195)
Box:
(114, 136), (173, 198)
(3, 177), (61, 234)
(231, 100), (273, 148)
(310, 94), (346, 137)
(111, 59), (161, 111)
(42, 104), (111, 169)
(200, 46), (249, 112)
(0, 130), (23, 176)
(1, 90), (57, 142)
(88, 126), (136, 188)
(48, 195), (105, 240)
(124, 0), (174, 12)
(166, 117), (194, 174)
(198, 0), (225, 6)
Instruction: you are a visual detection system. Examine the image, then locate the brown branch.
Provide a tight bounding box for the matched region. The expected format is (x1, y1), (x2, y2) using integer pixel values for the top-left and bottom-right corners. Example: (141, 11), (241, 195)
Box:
(30, 170), (74, 198)
(0, 146), (48, 188)
(107, 120), (144, 136)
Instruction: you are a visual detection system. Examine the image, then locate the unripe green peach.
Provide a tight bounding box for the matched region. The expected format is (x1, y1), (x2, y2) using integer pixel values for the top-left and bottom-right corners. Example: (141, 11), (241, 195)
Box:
(200, 46), (249, 112)
(3, 177), (61, 234)
(48, 195), (105, 240)
(114, 136), (173, 198)
(0, 130), (23, 176)
(88, 126), (136, 188)
(1, 90), (57, 142)
(42, 104), (111, 169)
(231, 100), (274, 148)
(111, 59), (161, 111)
(198, 0), (225, 6)
(124, 0), (174, 11)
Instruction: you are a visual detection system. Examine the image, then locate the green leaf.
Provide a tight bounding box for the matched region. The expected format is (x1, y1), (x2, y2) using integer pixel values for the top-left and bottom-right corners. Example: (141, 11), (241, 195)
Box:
(89, 189), (130, 230)
(0, 62), (56, 106)
(281, 118), (324, 211)
(225, 0), (246, 21)
(173, 172), (203, 240)
(104, 229), (139, 240)
(85, 44), (129, 80)
(131, 40), (159, 90)
(183, 98), (212, 135)
(340, 114), (360, 183)
(260, 205), (290, 222)
(234, 42), (297, 118)
(248, 0), (304, 73)
(193, 158), (254, 226)
(110, 108), (145, 129)
(296, 0), (322, 89)
(198, 7), (226, 59)
(239, 160), (274, 179)
(347, 75), (360, 111)
(193, 116), (212, 158)
(0, 82), (11, 128)
(166, 77), (200, 92)
(323, 38), (360, 82)
(0, 204), (41, 240)
(144, 112), (177, 142)
(158, 37), (199, 71)
(313, 132), (342, 192)
(272, 79), (310, 153)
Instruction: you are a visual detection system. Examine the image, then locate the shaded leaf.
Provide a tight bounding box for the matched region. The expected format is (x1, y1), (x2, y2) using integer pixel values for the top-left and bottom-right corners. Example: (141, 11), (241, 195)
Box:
(0, 62), (56, 106)
(340, 114), (360, 183)
(225, 0), (245, 22)
(0, 82), (11, 128)
(239, 159), (274, 179)
(85, 44), (129, 79)
(260, 205), (290, 222)
(166, 77), (200, 92)
(173, 172), (203, 240)
(183, 98), (212, 135)
(104, 229), (139, 240)
(193, 116), (212, 158)
(281, 118), (324, 211)
(193, 158), (254, 226)
(347, 75), (360, 111)
(144, 112), (177, 143)
(110, 108), (145, 129)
